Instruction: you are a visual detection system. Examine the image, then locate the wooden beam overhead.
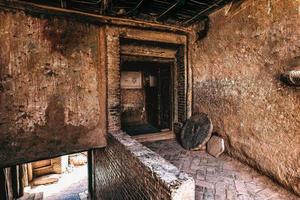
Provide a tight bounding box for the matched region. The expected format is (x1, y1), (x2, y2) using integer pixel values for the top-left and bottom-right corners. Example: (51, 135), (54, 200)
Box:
(100, 0), (110, 15)
(1, 0), (231, 27)
(0, 0), (189, 34)
(184, 0), (224, 25)
(156, 0), (186, 21)
(127, 0), (148, 16)
(60, 0), (67, 9)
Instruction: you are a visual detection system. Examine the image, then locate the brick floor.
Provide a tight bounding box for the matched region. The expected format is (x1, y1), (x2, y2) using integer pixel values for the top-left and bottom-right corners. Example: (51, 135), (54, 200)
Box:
(144, 139), (299, 200)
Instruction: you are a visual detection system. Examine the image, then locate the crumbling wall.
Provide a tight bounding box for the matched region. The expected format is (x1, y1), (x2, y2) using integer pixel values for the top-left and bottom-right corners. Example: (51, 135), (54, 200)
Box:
(191, 0), (300, 195)
(94, 132), (195, 200)
(0, 10), (106, 167)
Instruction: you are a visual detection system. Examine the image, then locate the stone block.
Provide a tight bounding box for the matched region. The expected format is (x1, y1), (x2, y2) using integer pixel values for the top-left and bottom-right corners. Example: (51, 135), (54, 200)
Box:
(207, 136), (225, 158)
(94, 132), (195, 200)
(31, 174), (60, 186)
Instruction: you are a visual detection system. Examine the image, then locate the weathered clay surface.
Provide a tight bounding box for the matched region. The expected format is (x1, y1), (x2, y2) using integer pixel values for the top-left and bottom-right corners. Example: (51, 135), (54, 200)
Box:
(0, 11), (106, 167)
(94, 132), (195, 200)
(191, 0), (300, 195)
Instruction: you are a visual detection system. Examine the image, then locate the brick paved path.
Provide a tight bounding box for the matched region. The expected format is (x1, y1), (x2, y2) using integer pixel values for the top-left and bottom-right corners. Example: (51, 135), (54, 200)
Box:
(145, 140), (299, 200)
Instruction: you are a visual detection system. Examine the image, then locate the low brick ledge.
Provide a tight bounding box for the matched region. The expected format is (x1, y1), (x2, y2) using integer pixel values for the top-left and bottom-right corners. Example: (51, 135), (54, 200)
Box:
(110, 132), (195, 200)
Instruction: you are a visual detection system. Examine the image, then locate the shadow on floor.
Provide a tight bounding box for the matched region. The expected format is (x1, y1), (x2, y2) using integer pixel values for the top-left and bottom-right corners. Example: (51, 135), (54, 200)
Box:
(20, 166), (88, 200)
(144, 139), (299, 200)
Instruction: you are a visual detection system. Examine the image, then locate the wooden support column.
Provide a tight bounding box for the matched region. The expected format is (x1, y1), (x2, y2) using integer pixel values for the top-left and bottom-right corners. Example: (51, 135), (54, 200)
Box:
(88, 150), (95, 200)
(89, 26), (108, 200)
(11, 165), (24, 198)
(0, 168), (13, 200)
(0, 168), (8, 200)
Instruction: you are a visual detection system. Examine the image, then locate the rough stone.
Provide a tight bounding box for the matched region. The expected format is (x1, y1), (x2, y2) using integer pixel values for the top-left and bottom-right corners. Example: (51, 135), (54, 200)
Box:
(69, 154), (87, 166)
(207, 136), (225, 158)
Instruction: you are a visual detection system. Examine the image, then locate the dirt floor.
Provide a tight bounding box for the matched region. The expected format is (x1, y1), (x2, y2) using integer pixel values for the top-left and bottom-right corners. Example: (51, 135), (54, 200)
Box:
(145, 139), (300, 200)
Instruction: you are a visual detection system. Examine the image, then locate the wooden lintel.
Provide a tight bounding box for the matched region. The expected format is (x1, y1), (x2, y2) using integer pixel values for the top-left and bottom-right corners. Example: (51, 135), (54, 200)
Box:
(0, 0), (189, 34)
(121, 55), (174, 64)
(121, 52), (174, 59)
(121, 44), (177, 59)
(132, 131), (176, 143)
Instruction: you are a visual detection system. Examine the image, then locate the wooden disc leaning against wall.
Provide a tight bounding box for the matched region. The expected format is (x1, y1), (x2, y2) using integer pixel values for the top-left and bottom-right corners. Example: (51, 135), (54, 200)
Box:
(180, 113), (213, 150)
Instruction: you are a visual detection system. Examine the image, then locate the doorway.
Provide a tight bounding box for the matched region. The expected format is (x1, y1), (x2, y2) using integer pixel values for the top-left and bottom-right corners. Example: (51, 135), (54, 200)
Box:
(1, 152), (89, 200)
(106, 31), (190, 142)
(120, 60), (173, 136)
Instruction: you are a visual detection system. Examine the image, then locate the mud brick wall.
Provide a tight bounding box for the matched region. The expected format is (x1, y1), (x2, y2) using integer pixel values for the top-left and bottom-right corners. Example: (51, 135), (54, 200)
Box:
(0, 10), (106, 167)
(176, 46), (187, 123)
(94, 132), (195, 200)
(191, 0), (300, 195)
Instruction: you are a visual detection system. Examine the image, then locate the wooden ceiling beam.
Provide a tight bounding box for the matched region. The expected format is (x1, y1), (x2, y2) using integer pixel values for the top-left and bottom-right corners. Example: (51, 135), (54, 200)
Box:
(127, 0), (148, 16)
(100, 0), (110, 14)
(184, 0), (224, 25)
(0, 0), (189, 34)
(60, 0), (67, 9)
(156, 0), (186, 21)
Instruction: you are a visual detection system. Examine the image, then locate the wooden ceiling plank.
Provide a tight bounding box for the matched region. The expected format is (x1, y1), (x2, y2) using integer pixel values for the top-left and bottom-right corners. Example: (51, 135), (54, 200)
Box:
(184, 0), (224, 25)
(0, 0), (189, 33)
(156, 0), (186, 21)
(127, 0), (148, 15)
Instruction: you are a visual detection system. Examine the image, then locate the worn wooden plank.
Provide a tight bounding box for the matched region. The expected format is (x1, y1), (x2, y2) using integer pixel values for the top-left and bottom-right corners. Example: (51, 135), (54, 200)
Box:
(0, 169), (9, 200)
(121, 44), (177, 59)
(133, 131), (175, 143)
(27, 164), (33, 183)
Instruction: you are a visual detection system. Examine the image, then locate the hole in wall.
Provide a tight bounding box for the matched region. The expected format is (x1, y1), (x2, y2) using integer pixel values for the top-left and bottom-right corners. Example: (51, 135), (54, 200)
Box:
(2, 152), (89, 199)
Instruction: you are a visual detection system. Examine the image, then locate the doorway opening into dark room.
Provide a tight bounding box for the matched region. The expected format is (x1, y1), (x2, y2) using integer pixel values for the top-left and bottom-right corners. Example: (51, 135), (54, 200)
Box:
(120, 60), (173, 137)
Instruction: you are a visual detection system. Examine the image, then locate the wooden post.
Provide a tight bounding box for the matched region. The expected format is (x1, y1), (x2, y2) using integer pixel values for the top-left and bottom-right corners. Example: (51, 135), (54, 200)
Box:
(0, 168), (13, 200)
(0, 168), (8, 200)
(22, 164), (28, 187)
(11, 165), (24, 199)
(88, 150), (94, 200)
(27, 164), (33, 183)
(18, 166), (24, 197)
(11, 166), (18, 198)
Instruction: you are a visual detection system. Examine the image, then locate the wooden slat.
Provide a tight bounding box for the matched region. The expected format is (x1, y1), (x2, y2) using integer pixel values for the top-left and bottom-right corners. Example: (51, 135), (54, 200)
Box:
(132, 131), (175, 143)
(31, 160), (51, 169)
(27, 164), (33, 183)
(0, 169), (9, 200)
(0, 0), (189, 34)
